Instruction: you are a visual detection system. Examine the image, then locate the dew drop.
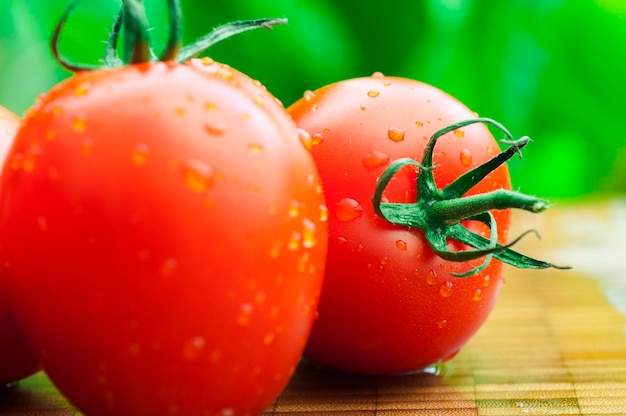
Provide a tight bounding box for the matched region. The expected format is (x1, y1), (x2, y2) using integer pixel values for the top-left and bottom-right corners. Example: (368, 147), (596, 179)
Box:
(371, 71), (384, 79)
(73, 82), (91, 97)
(160, 258), (178, 278)
(203, 123), (223, 136)
(415, 121), (424, 127)
(387, 126), (405, 142)
(473, 289), (483, 301)
(297, 128), (313, 150)
(303, 90), (316, 101)
(182, 159), (214, 193)
(237, 303), (254, 327)
(440, 281), (453, 297)
(361, 150), (390, 172)
(269, 241), (282, 259)
(453, 128), (465, 138)
(311, 103), (319, 111)
(335, 198), (363, 222)
(460, 148), (472, 167)
(132, 143), (149, 165)
(426, 270), (438, 285)
(200, 57), (214, 66)
(288, 232), (301, 251)
(483, 275), (491, 287)
(367, 90), (380, 98)
(288, 200), (300, 218)
(311, 133), (323, 146)
(81, 138), (95, 155)
(174, 107), (186, 116)
(204, 102), (218, 111)
(438, 320), (448, 329)
(319, 204), (329, 222)
(249, 142), (263, 155)
(486, 145), (494, 153)
(395, 240), (407, 250)
(71, 116), (88, 133)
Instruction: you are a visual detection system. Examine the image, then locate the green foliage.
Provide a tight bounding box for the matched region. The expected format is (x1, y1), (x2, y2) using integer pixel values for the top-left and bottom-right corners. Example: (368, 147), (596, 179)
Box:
(0, 0), (624, 198)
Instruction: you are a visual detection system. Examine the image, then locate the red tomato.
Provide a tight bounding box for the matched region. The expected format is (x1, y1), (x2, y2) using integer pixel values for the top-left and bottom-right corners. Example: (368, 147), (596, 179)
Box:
(288, 74), (556, 375)
(0, 56), (327, 414)
(0, 105), (41, 385)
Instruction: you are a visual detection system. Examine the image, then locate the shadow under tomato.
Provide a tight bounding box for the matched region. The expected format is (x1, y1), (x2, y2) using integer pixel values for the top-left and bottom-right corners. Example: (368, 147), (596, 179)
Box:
(264, 359), (477, 415)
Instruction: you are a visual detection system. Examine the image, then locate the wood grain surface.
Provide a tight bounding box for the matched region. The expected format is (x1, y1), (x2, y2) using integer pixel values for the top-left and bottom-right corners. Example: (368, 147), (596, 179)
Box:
(3, 200), (626, 415)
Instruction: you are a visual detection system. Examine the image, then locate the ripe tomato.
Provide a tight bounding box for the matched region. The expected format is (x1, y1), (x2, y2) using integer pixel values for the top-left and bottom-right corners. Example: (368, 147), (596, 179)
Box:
(288, 73), (560, 375)
(0, 105), (41, 386)
(0, 3), (327, 414)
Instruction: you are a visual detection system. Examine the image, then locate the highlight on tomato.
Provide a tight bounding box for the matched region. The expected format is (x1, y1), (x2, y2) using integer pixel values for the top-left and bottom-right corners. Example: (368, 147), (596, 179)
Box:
(288, 74), (569, 375)
(0, 105), (42, 386)
(0, 1), (327, 414)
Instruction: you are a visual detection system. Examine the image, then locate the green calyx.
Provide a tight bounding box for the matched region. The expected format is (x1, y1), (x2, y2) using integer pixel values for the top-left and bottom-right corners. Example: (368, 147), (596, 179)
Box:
(372, 118), (571, 277)
(52, 0), (287, 72)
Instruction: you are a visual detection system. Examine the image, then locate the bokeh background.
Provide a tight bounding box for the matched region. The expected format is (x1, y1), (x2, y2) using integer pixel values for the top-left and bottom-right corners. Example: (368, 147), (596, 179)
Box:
(1, 0), (624, 199)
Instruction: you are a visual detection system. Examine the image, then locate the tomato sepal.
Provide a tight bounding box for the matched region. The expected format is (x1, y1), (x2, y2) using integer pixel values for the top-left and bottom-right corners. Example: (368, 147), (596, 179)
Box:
(372, 118), (571, 276)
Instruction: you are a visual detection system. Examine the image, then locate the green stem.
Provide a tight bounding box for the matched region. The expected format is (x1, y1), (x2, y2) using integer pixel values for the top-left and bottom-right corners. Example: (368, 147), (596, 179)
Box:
(372, 117), (571, 276)
(159, 0), (183, 61)
(121, 0), (151, 64)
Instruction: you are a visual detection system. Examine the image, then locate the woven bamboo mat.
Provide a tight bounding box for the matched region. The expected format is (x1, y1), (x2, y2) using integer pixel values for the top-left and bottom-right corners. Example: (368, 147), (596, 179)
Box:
(3, 200), (626, 415)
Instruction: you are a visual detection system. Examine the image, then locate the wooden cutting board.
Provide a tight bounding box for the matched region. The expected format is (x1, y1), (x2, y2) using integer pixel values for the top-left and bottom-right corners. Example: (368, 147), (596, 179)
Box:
(3, 200), (626, 415)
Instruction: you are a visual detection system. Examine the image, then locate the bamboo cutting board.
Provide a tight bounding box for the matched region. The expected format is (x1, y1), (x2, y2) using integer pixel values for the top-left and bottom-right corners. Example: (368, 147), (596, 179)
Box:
(2, 200), (626, 415)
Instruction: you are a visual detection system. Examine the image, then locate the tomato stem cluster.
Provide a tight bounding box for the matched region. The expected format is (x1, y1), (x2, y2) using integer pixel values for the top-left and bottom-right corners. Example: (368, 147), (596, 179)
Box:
(372, 118), (571, 277)
(52, 0), (287, 71)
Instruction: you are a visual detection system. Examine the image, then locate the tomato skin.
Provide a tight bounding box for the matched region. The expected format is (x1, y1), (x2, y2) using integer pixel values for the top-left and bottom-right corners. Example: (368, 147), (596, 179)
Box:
(0, 105), (42, 385)
(288, 75), (511, 375)
(0, 59), (327, 414)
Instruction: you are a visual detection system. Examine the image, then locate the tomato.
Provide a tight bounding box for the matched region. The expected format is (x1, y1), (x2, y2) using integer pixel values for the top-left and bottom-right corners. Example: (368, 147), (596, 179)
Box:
(288, 73), (564, 375)
(0, 105), (41, 386)
(0, 2), (326, 415)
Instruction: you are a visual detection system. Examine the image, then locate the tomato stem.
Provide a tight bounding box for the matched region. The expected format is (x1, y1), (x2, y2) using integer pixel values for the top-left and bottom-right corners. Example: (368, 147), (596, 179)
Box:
(53, 0), (288, 71)
(372, 118), (570, 276)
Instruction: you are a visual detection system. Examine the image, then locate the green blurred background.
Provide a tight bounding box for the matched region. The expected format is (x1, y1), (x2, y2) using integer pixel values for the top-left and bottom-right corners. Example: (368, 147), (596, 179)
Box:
(1, 0), (624, 199)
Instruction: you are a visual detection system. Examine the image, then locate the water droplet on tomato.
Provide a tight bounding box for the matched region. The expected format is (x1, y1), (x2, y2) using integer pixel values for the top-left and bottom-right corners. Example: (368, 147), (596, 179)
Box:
(311, 103), (319, 111)
(473, 289), (483, 301)
(439, 281), (453, 297)
(131, 143), (149, 165)
(483, 274), (491, 287)
(288, 200), (300, 218)
(319, 205), (328, 222)
(288, 232), (301, 251)
(182, 336), (206, 360)
(297, 128), (313, 150)
(263, 333), (275, 346)
(71, 116), (87, 132)
(249, 142), (263, 155)
(460, 148), (472, 167)
(336, 237), (348, 245)
(204, 102), (218, 111)
(486, 145), (494, 153)
(395, 240), (407, 250)
(361, 150), (390, 172)
(335, 198), (363, 222)
(415, 121), (424, 127)
(438, 320), (448, 329)
(426, 270), (438, 285)
(81, 138), (95, 155)
(302, 219), (317, 248)
(73, 82), (91, 97)
(303, 90), (316, 101)
(182, 159), (214, 192)
(453, 128), (465, 138)
(237, 303), (254, 327)
(387, 126), (405, 142)
(269, 241), (282, 259)
(160, 258), (178, 277)
(371, 71), (384, 79)
(174, 107), (186, 116)
(311, 133), (323, 146)
(367, 90), (380, 98)
(200, 57), (214, 66)
(203, 123), (223, 136)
